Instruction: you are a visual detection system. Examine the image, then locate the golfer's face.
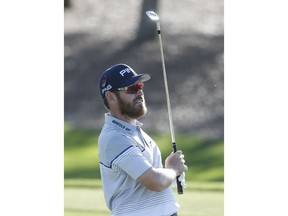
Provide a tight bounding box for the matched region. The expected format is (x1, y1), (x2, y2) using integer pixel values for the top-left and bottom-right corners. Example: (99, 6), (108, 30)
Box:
(116, 86), (147, 119)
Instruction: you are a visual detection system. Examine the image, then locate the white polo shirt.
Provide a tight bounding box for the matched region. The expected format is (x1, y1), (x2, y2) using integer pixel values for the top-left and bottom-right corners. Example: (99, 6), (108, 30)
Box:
(98, 114), (179, 216)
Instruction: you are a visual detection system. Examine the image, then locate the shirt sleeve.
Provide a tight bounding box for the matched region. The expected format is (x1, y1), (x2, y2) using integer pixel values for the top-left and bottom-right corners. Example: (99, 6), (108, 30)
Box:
(113, 146), (152, 180)
(105, 134), (152, 180)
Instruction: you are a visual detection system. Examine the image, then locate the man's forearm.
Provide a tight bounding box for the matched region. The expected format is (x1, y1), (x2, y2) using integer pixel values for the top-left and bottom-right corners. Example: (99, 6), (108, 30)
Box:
(137, 167), (177, 192)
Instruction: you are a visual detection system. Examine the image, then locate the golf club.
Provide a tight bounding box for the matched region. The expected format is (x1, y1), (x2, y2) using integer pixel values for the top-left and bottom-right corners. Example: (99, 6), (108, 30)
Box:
(146, 11), (184, 195)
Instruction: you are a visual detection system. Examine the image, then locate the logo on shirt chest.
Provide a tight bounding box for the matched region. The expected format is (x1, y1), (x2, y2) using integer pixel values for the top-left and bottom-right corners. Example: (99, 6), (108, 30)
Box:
(133, 136), (145, 152)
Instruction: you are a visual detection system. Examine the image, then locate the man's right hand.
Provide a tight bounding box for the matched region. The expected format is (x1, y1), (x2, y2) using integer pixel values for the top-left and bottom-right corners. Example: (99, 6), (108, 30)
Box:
(164, 150), (188, 176)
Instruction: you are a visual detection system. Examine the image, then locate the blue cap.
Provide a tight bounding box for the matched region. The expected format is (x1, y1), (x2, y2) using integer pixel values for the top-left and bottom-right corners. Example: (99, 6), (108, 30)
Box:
(99, 64), (151, 98)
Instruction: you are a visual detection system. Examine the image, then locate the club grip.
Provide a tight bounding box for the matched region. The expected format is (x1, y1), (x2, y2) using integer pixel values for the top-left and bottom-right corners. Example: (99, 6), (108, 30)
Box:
(176, 176), (183, 194)
(172, 142), (183, 195)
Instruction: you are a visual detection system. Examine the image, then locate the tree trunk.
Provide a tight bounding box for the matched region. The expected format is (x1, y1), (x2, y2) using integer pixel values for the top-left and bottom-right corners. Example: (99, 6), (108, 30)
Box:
(64, 0), (71, 9)
(135, 0), (159, 42)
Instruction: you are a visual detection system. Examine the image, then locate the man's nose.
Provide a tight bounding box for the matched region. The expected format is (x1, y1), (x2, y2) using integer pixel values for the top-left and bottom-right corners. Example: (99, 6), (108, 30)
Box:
(136, 89), (144, 96)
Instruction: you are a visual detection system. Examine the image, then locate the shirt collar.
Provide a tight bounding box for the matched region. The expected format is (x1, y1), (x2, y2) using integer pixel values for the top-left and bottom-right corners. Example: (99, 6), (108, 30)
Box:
(105, 113), (143, 133)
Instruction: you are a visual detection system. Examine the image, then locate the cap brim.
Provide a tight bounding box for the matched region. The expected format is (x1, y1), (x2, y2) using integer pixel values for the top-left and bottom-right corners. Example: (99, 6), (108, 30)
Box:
(118, 74), (151, 88)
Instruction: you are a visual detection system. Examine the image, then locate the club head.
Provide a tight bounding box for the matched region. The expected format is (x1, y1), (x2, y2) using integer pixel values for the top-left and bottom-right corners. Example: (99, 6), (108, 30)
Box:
(146, 11), (159, 21)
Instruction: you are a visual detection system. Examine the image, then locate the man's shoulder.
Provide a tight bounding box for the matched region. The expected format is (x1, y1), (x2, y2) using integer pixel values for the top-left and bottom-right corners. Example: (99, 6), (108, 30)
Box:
(99, 125), (132, 143)
(99, 127), (135, 151)
(98, 127), (138, 166)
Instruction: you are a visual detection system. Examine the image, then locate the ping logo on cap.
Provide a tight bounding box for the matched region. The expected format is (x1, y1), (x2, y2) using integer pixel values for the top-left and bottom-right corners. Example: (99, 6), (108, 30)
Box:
(101, 84), (112, 94)
(119, 68), (132, 77)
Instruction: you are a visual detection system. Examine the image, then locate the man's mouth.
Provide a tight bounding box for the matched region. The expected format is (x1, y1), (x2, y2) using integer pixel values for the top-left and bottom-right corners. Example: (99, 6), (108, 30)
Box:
(134, 97), (144, 104)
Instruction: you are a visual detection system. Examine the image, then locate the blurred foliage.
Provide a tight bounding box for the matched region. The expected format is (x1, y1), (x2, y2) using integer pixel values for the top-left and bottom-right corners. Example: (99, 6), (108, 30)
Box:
(64, 125), (223, 181)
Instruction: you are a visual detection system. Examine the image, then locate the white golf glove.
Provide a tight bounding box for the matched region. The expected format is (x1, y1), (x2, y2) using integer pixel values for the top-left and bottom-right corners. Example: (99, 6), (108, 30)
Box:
(173, 172), (186, 188)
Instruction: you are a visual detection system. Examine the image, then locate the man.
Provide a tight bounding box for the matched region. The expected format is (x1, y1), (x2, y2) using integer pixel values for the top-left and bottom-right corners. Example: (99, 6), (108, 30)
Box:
(98, 63), (188, 216)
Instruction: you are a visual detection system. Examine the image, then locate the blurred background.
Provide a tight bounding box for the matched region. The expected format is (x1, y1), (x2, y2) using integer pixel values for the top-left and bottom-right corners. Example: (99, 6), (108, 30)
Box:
(64, 0), (224, 215)
(64, 0), (223, 139)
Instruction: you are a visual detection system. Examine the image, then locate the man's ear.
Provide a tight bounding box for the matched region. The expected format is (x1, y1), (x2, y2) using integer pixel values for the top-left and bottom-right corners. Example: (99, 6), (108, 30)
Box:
(105, 91), (117, 102)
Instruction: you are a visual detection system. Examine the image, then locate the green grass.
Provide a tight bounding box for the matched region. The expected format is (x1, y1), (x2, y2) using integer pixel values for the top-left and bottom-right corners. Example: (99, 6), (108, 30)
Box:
(64, 126), (224, 215)
(64, 180), (224, 216)
(65, 189), (224, 216)
(64, 126), (224, 182)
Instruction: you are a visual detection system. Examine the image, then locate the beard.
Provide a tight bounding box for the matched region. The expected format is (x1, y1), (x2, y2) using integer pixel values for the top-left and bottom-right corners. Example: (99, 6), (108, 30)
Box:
(116, 94), (147, 119)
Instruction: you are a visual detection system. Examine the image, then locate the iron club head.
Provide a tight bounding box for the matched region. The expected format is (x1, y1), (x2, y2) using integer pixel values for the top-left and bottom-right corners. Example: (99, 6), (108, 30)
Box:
(146, 11), (159, 21)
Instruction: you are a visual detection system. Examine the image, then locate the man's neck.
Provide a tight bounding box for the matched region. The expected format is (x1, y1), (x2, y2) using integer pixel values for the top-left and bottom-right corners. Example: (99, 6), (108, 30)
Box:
(109, 111), (137, 125)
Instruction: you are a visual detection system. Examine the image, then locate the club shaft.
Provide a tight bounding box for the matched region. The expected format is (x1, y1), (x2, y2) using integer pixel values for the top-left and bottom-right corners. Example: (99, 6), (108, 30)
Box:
(157, 22), (175, 144)
(157, 22), (183, 194)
